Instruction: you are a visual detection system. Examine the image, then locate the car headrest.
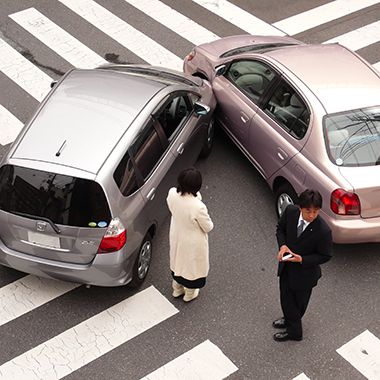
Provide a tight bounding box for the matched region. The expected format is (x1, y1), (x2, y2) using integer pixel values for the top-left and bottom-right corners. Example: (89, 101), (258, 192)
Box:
(290, 94), (303, 108)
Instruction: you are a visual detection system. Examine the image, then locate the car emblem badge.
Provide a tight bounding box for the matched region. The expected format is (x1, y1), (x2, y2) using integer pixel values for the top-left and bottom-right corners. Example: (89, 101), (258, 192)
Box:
(36, 221), (47, 232)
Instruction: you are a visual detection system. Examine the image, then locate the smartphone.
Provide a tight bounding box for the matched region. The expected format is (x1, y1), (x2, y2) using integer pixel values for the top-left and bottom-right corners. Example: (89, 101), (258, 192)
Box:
(282, 253), (294, 261)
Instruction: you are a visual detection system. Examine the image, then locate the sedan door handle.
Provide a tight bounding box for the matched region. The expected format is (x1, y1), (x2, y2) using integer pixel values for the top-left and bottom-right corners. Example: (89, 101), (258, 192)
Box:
(277, 148), (288, 161)
(147, 188), (156, 201)
(177, 143), (184, 155)
(240, 112), (249, 123)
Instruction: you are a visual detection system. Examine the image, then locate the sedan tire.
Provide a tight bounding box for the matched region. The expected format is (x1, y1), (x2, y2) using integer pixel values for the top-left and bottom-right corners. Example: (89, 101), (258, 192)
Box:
(275, 184), (298, 217)
(199, 117), (215, 159)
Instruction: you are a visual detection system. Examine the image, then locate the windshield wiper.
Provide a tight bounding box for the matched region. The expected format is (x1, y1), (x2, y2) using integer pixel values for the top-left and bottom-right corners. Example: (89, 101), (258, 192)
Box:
(11, 211), (61, 234)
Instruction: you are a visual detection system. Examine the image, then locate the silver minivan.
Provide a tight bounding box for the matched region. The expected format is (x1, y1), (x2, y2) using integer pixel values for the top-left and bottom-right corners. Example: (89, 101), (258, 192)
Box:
(0, 65), (216, 287)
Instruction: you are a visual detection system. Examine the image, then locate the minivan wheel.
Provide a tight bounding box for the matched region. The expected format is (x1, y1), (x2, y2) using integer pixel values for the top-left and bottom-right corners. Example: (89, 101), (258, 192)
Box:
(129, 234), (152, 288)
(275, 184), (298, 218)
(199, 118), (215, 159)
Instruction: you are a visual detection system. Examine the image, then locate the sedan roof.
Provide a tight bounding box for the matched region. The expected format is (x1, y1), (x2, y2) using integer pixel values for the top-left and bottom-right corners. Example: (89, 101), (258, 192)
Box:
(12, 69), (166, 174)
(264, 44), (380, 113)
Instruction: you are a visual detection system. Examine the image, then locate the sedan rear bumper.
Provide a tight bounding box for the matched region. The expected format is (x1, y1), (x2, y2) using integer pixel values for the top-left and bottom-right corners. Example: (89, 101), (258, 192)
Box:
(322, 211), (380, 244)
(0, 238), (135, 287)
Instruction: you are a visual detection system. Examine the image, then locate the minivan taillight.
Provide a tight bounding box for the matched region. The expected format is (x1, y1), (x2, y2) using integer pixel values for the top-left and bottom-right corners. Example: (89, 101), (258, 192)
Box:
(97, 218), (126, 254)
(330, 189), (360, 215)
(185, 50), (195, 61)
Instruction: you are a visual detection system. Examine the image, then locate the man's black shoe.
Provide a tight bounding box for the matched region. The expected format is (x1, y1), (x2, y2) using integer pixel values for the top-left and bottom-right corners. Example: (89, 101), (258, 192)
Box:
(273, 332), (302, 342)
(272, 318), (287, 329)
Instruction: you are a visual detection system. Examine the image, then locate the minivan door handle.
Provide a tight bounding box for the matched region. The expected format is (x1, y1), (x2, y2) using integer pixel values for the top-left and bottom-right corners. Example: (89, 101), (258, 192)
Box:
(177, 143), (184, 155)
(147, 188), (156, 201)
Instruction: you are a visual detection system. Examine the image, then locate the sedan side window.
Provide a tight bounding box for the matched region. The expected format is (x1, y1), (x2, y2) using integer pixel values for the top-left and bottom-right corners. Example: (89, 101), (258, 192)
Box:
(155, 94), (193, 141)
(227, 60), (276, 104)
(264, 81), (310, 139)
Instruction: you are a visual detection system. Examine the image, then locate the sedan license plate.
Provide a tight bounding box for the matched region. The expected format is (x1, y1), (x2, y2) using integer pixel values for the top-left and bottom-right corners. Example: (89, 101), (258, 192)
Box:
(27, 232), (61, 249)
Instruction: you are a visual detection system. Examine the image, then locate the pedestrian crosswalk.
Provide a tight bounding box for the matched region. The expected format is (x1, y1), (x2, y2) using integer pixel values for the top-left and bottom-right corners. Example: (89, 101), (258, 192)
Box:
(0, 1), (380, 378)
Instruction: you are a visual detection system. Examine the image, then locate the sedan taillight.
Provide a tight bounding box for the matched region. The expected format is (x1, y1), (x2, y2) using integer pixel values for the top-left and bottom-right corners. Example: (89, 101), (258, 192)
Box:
(330, 189), (360, 215)
(97, 217), (126, 253)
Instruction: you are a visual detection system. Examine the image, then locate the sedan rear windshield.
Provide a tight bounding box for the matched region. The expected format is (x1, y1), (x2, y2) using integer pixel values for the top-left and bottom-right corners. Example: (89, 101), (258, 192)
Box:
(324, 107), (380, 167)
(0, 165), (111, 227)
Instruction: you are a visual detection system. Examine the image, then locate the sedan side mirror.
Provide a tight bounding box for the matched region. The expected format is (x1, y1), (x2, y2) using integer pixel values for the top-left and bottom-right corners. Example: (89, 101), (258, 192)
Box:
(215, 65), (227, 77)
(194, 102), (210, 116)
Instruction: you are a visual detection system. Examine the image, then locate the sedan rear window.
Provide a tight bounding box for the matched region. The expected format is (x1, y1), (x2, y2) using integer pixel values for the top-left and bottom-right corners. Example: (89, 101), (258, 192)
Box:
(0, 165), (111, 227)
(324, 107), (380, 167)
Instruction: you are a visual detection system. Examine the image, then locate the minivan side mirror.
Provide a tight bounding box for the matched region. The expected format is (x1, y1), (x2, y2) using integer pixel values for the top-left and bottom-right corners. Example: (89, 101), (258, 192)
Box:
(194, 102), (210, 116)
(215, 65), (227, 77)
(50, 81), (58, 88)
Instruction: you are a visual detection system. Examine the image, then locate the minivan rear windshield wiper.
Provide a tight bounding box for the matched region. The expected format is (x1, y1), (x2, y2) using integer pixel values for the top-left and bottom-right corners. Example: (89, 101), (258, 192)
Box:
(11, 211), (61, 234)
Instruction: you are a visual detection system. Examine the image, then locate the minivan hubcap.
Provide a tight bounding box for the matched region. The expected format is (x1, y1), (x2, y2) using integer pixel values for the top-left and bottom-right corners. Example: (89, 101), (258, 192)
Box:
(138, 241), (151, 279)
(277, 193), (294, 216)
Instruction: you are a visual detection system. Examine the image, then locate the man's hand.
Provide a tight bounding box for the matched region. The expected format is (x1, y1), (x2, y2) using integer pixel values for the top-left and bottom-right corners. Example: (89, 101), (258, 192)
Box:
(277, 245), (292, 261)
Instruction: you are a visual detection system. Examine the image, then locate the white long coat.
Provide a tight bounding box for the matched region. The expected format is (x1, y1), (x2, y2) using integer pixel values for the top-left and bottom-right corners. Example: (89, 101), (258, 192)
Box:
(166, 187), (214, 280)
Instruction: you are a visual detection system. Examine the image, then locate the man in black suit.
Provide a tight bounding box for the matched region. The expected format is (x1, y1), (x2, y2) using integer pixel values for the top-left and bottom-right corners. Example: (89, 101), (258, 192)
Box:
(273, 189), (332, 342)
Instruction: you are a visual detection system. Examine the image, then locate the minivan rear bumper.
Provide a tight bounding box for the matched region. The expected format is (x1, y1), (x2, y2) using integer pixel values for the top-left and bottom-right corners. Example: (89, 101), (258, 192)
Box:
(0, 238), (135, 287)
(321, 211), (380, 244)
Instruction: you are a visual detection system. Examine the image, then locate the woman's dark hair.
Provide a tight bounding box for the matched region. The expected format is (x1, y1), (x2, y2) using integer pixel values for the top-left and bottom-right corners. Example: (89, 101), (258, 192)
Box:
(298, 189), (323, 209)
(177, 168), (202, 196)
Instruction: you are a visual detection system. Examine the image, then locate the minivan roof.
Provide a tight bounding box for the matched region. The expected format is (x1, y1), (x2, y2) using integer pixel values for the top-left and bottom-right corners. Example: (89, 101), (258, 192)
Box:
(12, 69), (166, 174)
(264, 43), (380, 113)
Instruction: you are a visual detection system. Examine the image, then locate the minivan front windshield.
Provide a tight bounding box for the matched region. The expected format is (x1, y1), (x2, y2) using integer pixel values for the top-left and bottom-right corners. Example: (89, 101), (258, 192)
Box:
(0, 165), (111, 228)
(324, 106), (380, 167)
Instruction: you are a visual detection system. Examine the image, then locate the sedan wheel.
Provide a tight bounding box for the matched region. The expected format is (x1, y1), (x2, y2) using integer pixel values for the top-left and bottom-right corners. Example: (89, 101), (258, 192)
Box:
(275, 184), (298, 217)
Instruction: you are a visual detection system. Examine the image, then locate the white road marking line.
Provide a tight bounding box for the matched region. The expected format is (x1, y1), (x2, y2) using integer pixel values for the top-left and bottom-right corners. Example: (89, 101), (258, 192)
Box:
(0, 105), (23, 145)
(292, 373), (311, 380)
(9, 8), (106, 69)
(0, 276), (79, 327)
(58, 0), (183, 71)
(0, 286), (178, 380)
(324, 20), (380, 50)
(373, 62), (380, 71)
(140, 340), (238, 380)
(336, 330), (380, 380)
(124, 0), (219, 45)
(192, 0), (285, 36)
(273, 0), (380, 36)
(0, 38), (52, 102)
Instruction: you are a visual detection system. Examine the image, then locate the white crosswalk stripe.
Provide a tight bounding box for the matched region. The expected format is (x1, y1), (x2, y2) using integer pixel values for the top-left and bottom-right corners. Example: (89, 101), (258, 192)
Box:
(337, 330), (380, 380)
(58, 0), (183, 71)
(9, 7), (107, 69)
(0, 37), (52, 102)
(124, 0), (220, 45)
(0, 286), (179, 379)
(140, 340), (238, 380)
(192, 0), (285, 36)
(0, 276), (79, 327)
(292, 373), (311, 380)
(0, 105), (23, 145)
(324, 20), (380, 51)
(273, 0), (380, 35)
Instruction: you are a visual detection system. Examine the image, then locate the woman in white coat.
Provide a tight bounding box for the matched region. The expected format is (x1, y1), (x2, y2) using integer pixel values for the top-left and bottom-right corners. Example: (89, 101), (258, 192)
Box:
(166, 168), (214, 302)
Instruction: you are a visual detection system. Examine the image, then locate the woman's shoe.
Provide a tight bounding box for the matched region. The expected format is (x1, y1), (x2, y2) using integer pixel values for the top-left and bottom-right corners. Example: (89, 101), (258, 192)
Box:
(172, 280), (185, 298)
(183, 288), (199, 302)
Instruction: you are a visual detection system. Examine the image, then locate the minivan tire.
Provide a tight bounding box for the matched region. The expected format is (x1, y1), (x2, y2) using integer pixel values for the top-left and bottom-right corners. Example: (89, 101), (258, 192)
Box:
(275, 184), (298, 218)
(199, 118), (215, 159)
(129, 233), (152, 288)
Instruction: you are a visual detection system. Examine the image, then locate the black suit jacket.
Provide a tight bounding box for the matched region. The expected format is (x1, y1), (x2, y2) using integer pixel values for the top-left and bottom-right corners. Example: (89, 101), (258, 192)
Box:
(276, 204), (332, 290)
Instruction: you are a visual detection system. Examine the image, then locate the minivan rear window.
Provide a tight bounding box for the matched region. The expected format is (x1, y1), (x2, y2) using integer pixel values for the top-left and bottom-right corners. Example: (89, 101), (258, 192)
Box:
(324, 106), (380, 167)
(0, 165), (111, 227)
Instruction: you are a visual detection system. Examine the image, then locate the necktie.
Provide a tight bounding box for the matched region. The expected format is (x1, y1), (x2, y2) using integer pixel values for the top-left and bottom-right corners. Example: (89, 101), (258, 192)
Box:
(297, 220), (305, 237)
